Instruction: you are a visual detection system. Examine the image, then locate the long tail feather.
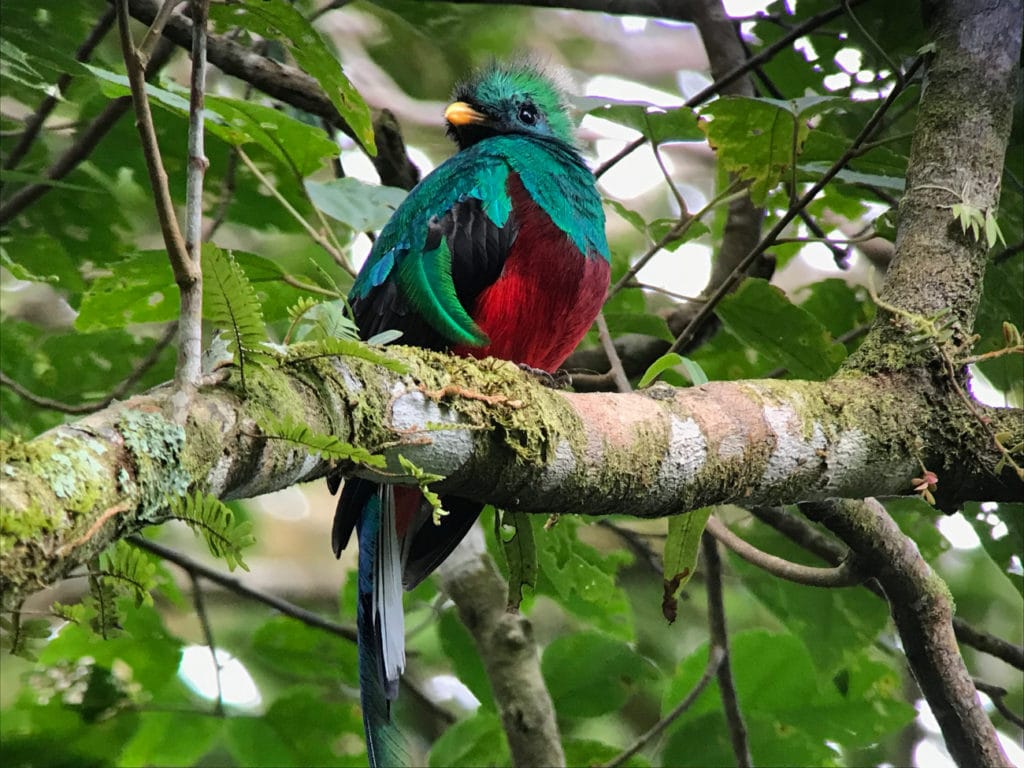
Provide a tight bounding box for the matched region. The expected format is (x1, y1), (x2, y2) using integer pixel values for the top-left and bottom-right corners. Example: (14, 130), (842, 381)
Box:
(354, 486), (408, 768)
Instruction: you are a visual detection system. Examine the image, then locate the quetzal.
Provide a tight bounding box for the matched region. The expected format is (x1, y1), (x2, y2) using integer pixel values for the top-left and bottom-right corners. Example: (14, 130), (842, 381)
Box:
(330, 61), (610, 766)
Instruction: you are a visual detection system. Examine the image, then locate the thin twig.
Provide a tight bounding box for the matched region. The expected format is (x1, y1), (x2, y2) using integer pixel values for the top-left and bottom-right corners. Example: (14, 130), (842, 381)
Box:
(974, 680), (1024, 729)
(0, 323), (177, 415)
(236, 148), (350, 270)
(601, 645), (725, 768)
(176, 0), (211, 414)
(608, 182), (747, 300)
(116, 0), (198, 413)
(1, 7), (116, 178)
(189, 571), (225, 716)
(667, 56), (924, 356)
(128, 535), (358, 642)
(705, 516), (864, 587)
(702, 532), (753, 768)
(596, 313), (631, 393)
(202, 150), (239, 242)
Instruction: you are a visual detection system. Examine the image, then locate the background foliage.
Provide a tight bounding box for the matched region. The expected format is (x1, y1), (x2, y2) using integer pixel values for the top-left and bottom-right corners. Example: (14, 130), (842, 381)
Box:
(1, 0), (1021, 766)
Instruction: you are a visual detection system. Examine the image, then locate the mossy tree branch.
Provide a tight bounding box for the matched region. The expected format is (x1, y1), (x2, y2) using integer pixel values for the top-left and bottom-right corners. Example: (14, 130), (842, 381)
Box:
(1, 344), (1021, 610)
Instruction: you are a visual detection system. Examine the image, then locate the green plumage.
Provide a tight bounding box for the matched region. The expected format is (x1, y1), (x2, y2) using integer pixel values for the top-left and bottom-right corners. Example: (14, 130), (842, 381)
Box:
(352, 65), (609, 347)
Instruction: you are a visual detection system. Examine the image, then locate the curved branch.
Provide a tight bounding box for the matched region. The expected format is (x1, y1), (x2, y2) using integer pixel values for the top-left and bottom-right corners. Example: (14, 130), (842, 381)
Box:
(705, 515), (863, 588)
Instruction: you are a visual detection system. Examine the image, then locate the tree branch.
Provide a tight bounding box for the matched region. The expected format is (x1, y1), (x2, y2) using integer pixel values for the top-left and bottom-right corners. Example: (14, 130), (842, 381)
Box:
(800, 498), (1010, 767)
(128, 535), (358, 642)
(435, 526), (564, 768)
(747, 505), (1024, 671)
(702, 531), (752, 767)
(2, 345), (1021, 608)
(705, 515), (864, 588)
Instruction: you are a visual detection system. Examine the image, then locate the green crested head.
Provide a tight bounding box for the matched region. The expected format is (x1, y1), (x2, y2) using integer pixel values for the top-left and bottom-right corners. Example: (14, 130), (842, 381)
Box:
(444, 60), (577, 150)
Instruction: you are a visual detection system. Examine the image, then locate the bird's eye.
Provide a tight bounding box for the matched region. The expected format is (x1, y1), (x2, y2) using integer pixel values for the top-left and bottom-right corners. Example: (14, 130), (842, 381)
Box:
(518, 104), (538, 125)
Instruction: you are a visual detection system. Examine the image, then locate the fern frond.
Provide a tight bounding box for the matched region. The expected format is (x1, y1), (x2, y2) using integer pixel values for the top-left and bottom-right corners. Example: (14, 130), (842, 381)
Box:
(284, 337), (410, 373)
(0, 611), (51, 660)
(397, 455), (447, 525)
(88, 571), (121, 638)
(168, 492), (256, 572)
(203, 245), (274, 388)
(261, 417), (387, 469)
(98, 540), (158, 608)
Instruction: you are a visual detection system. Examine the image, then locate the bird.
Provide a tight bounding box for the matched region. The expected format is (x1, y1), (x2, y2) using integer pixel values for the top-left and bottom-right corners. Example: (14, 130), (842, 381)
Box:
(330, 60), (610, 766)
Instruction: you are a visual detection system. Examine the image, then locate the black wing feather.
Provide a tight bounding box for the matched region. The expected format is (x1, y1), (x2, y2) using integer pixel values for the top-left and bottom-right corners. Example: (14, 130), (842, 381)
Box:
(348, 197), (518, 347)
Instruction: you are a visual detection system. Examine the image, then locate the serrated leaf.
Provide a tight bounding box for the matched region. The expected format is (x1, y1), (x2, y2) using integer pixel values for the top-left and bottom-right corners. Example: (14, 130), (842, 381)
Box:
(716, 278), (847, 379)
(662, 508), (712, 623)
(76, 251), (177, 331)
(209, 0), (375, 152)
(533, 516), (634, 639)
(726, 519), (890, 672)
(662, 632), (913, 765)
(700, 96), (845, 205)
(500, 510), (537, 610)
(306, 178), (408, 232)
(585, 99), (703, 143)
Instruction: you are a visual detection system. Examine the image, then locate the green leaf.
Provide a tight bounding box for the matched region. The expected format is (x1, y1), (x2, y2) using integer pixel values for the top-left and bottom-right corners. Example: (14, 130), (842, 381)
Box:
(603, 312), (673, 342)
(964, 502), (1024, 597)
(564, 739), (650, 768)
(661, 632), (913, 765)
(715, 278), (847, 379)
(586, 99), (703, 143)
(533, 516), (634, 639)
(499, 510), (537, 610)
(726, 517), (890, 672)
(83, 66), (338, 177)
(700, 96), (846, 205)
(285, 337), (410, 373)
(76, 251), (177, 331)
(225, 691), (365, 767)
(661, 508), (712, 623)
(168, 492), (256, 572)
(437, 609), (494, 711)
(542, 631), (653, 718)
(250, 615), (358, 687)
(99, 540), (159, 608)
(119, 709), (222, 767)
(209, 0), (375, 152)
(429, 711), (509, 768)
(973, 251), (1023, 400)
(306, 178), (408, 232)
(639, 353), (708, 388)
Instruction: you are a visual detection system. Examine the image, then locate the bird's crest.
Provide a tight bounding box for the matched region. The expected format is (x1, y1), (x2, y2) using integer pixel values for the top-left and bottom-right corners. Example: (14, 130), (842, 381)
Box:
(447, 58), (577, 148)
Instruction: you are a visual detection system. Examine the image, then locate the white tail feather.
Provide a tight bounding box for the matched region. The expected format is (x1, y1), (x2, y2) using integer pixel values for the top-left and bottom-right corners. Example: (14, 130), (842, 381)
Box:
(373, 486), (406, 696)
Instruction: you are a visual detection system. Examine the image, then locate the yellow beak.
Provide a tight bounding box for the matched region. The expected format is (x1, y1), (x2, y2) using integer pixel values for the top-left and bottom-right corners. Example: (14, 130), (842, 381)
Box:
(444, 101), (487, 126)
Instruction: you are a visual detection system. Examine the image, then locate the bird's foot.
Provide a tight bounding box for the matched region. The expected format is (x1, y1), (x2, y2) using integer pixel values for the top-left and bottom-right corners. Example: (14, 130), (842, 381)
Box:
(518, 363), (572, 390)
